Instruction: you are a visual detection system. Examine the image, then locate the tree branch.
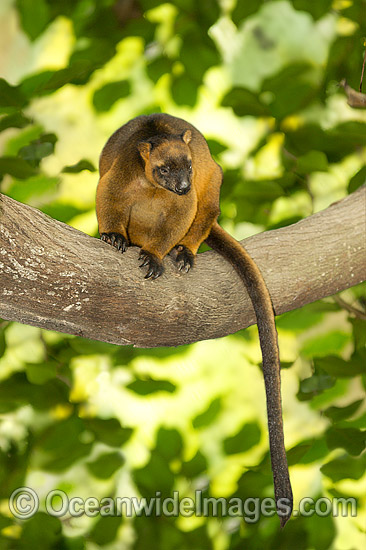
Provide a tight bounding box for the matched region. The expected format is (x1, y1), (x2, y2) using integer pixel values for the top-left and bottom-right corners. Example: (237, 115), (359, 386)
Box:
(0, 188), (365, 347)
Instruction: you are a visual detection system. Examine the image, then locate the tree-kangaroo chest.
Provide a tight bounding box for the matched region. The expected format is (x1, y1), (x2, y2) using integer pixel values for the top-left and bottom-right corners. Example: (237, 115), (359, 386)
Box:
(126, 182), (198, 249)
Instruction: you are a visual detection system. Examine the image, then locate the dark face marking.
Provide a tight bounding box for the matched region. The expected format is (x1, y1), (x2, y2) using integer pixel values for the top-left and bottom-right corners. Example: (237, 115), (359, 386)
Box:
(152, 155), (192, 195)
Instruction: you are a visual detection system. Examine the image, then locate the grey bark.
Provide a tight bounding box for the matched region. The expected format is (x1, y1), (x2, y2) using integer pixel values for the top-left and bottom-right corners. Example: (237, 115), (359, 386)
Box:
(0, 187), (365, 347)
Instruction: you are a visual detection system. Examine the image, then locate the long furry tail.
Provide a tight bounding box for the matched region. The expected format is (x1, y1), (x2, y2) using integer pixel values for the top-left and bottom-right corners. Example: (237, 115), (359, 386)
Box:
(206, 222), (293, 527)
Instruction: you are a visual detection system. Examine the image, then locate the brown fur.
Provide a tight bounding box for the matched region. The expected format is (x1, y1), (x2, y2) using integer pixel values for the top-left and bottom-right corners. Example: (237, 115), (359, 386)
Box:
(96, 113), (293, 525)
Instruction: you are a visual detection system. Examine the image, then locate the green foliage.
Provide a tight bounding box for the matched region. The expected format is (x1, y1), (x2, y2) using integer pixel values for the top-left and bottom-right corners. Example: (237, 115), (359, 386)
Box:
(0, 0), (365, 548)
(223, 423), (261, 455)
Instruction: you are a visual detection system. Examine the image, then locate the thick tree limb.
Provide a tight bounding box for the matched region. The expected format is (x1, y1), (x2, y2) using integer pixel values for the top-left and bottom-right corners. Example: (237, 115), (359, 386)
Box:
(0, 188), (365, 347)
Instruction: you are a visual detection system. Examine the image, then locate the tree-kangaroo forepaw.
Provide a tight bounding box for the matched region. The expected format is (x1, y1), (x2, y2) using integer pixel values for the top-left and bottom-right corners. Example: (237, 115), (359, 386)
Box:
(175, 245), (194, 273)
(139, 250), (164, 279)
(101, 232), (128, 252)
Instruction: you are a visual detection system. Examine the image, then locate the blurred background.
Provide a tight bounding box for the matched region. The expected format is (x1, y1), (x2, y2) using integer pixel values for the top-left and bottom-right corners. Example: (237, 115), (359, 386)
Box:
(0, 0), (365, 548)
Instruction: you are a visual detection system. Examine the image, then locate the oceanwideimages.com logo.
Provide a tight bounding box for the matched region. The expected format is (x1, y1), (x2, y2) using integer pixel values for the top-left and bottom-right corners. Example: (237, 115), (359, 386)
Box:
(8, 487), (357, 523)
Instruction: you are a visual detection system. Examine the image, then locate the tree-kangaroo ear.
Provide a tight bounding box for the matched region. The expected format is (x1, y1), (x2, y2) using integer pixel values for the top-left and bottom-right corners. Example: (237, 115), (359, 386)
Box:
(182, 130), (192, 145)
(138, 141), (152, 162)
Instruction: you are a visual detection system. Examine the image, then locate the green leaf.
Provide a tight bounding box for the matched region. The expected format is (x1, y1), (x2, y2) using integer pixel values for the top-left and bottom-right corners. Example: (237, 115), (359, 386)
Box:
(221, 87), (270, 117)
(326, 427), (366, 456)
(26, 361), (58, 385)
(296, 150), (328, 174)
(18, 513), (62, 550)
(286, 444), (313, 466)
(0, 373), (68, 412)
(171, 75), (197, 107)
(7, 175), (59, 202)
(262, 64), (319, 120)
(16, 0), (50, 41)
(324, 399), (363, 423)
(298, 373), (335, 400)
(69, 337), (118, 355)
(180, 40), (219, 82)
(205, 139), (227, 157)
(231, 0), (264, 25)
(133, 453), (174, 498)
(307, 513), (336, 550)
(126, 378), (176, 395)
(277, 301), (340, 331)
(351, 318), (366, 350)
(0, 328), (6, 359)
(180, 451), (207, 478)
(156, 428), (183, 461)
(62, 159), (96, 173)
(3, 124), (44, 156)
(89, 515), (123, 545)
(19, 140), (54, 167)
(147, 57), (173, 83)
(314, 356), (366, 377)
(321, 454), (366, 481)
(19, 62), (95, 99)
(0, 443), (29, 498)
(34, 417), (93, 471)
(0, 156), (36, 179)
(223, 423), (261, 455)
(93, 80), (130, 111)
(287, 438), (329, 465)
(0, 112), (30, 132)
(87, 451), (125, 479)
(83, 418), (133, 447)
(41, 202), (85, 223)
(348, 166), (366, 193)
(0, 78), (27, 109)
(291, 0), (333, 20)
(192, 397), (221, 429)
(301, 332), (350, 358)
(234, 180), (285, 202)
(285, 122), (366, 163)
